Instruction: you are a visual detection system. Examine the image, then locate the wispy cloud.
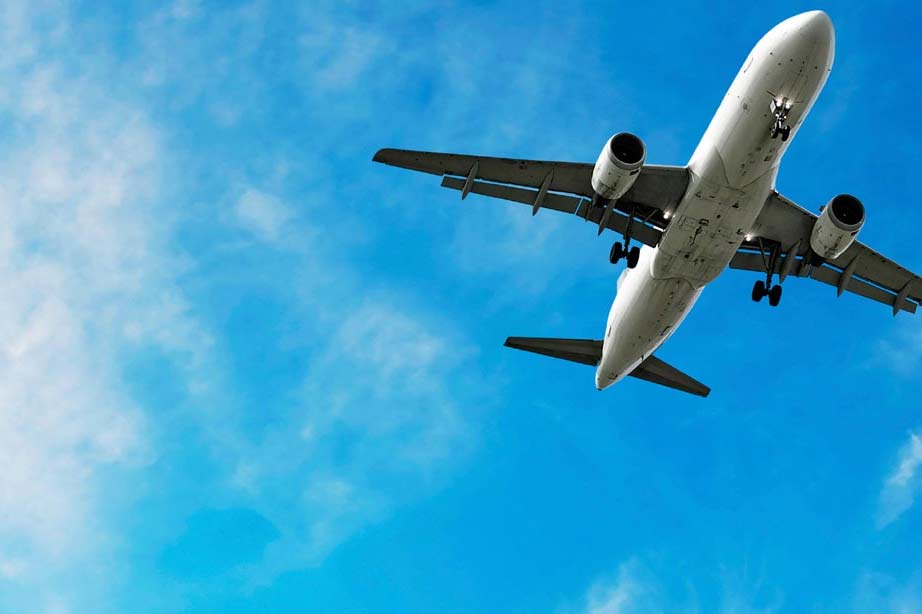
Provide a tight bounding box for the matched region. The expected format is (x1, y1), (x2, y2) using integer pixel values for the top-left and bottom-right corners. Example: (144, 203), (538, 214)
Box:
(0, 2), (214, 610)
(871, 318), (922, 377)
(235, 188), (294, 243)
(582, 560), (650, 614)
(854, 570), (922, 614)
(877, 431), (922, 528)
(221, 299), (481, 583)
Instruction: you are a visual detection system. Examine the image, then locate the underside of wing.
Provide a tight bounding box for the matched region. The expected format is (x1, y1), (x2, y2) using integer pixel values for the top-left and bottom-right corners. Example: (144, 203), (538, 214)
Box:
(732, 191), (922, 314)
(373, 148), (594, 195)
(373, 148), (689, 248)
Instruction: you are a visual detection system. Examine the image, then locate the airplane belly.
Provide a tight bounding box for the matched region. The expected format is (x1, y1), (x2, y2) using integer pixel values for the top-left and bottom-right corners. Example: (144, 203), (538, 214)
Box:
(652, 174), (771, 284)
(651, 13), (833, 286)
(597, 249), (702, 388)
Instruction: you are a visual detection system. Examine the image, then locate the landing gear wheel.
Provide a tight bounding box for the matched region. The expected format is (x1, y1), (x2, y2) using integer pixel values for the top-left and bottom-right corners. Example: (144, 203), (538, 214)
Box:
(770, 125), (780, 139)
(609, 242), (624, 265)
(780, 126), (791, 142)
(626, 246), (641, 269)
(752, 280), (766, 302)
(768, 284), (783, 307)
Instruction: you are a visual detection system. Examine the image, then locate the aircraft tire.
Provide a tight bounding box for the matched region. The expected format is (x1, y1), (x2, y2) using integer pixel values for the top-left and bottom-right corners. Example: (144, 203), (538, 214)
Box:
(768, 284), (782, 307)
(627, 246), (641, 269)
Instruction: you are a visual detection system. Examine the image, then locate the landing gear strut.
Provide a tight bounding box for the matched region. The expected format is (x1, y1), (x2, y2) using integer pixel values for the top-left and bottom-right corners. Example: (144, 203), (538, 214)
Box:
(751, 238), (783, 307)
(769, 96), (792, 142)
(609, 203), (640, 268)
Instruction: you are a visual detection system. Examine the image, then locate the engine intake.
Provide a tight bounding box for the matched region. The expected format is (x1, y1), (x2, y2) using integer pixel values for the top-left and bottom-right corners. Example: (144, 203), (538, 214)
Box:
(591, 133), (646, 200)
(809, 194), (865, 261)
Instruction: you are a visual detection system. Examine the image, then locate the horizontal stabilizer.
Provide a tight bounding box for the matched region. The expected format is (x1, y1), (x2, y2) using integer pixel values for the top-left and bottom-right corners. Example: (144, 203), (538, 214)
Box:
(504, 337), (710, 397)
(630, 355), (710, 397)
(504, 337), (602, 366)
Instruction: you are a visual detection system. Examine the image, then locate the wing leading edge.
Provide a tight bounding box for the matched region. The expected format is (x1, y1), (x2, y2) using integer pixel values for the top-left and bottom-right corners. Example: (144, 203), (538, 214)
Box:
(373, 148), (689, 248)
(504, 336), (710, 398)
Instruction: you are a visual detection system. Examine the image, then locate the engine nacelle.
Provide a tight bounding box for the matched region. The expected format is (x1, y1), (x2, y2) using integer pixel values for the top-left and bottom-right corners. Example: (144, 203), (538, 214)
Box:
(591, 132), (646, 200)
(809, 194), (865, 260)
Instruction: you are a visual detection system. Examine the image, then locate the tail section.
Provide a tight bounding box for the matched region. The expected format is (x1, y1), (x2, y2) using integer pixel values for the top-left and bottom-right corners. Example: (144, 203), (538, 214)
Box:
(504, 337), (602, 366)
(504, 336), (710, 397)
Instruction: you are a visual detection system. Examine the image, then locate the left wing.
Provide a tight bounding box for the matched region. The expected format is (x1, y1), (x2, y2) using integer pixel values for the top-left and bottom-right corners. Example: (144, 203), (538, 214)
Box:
(373, 148), (689, 248)
(732, 192), (922, 314)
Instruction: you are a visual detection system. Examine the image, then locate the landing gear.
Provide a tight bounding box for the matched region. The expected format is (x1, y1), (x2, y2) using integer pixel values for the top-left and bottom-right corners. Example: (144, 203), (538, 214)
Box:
(752, 281), (783, 306)
(771, 123), (791, 141)
(765, 284), (782, 306)
(609, 241), (640, 268)
(769, 96), (793, 142)
(608, 202), (641, 269)
(627, 245), (640, 268)
(751, 238), (784, 307)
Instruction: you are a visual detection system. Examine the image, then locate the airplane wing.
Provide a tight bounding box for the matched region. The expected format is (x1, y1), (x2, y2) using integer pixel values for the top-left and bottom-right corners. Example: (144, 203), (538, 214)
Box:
(730, 192), (922, 314)
(373, 148), (689, 248)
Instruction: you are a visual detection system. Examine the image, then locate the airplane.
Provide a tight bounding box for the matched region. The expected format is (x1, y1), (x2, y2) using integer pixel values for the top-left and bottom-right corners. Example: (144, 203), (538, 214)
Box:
(373, 10), (921, 398)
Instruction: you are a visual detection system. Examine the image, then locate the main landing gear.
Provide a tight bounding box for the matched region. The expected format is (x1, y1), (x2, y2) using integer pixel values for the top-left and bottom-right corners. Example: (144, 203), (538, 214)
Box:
(751, 238), (783, 307)
(610, 241), (640, 268)
(769, 96), (792, 142)
(752, 279), (782, 307)
(609, 201), (641, 268)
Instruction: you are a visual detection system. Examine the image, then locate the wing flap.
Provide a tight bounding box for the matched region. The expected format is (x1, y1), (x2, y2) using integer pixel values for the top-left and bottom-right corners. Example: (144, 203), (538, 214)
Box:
(729, 252), (917, 313)
(441, 176), (663, 248)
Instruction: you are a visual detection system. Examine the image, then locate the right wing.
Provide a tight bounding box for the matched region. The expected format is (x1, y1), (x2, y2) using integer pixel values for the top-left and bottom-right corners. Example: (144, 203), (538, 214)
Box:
(373, 148), (689, 248)
(732, 191), (922, 314)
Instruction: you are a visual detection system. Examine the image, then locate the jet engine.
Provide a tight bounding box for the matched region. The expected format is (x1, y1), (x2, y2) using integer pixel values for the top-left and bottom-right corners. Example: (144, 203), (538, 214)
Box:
(809, 194), (865, 260)
(591, 133), (646, 200)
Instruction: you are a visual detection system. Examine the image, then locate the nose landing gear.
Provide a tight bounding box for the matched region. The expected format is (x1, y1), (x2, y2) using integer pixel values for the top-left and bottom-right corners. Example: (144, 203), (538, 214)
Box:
(769, 96), (793, 142)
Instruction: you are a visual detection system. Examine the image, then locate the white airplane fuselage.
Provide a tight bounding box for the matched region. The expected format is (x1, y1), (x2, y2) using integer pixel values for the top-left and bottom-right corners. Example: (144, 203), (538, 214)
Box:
(596, 11), (835, 389)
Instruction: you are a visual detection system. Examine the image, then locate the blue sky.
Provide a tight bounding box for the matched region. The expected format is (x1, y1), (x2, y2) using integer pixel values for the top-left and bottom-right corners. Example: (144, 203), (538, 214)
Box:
(0, 1), (921, 612)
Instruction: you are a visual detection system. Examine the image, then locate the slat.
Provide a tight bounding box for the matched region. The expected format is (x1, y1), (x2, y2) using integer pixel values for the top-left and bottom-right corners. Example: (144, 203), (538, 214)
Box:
(441, 176), (663, 248)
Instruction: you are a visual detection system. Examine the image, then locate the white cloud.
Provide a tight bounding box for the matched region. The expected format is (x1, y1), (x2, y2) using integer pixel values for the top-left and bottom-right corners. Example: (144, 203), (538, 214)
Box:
(221, 299), (480, 583)
(574, 559), (784, 614)
(873, 323), (922, 377)
(235, 188), (294, 243)
(854, 571), (922, 614)
(0, 2), (212, 608)
(584, 561), (647, 614)
(877, 431), (922, 528)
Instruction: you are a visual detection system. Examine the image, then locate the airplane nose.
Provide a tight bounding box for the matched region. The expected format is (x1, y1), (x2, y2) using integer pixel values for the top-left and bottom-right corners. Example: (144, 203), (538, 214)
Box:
(793, 10), (834, 42)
